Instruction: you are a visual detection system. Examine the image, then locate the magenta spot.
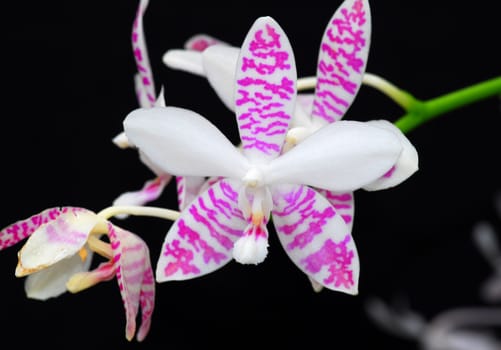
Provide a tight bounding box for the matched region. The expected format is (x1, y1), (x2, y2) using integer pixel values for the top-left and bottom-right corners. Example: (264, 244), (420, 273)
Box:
(163, 239), (200, 277)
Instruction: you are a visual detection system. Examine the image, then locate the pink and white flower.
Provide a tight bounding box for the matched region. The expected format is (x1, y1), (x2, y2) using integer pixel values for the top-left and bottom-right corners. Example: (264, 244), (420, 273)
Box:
(124, 15), (414, 294)
(0, 206), (154, 342)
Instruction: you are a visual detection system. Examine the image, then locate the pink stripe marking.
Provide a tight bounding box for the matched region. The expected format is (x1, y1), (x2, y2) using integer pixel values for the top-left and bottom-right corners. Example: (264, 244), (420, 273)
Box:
(274, 187), (336, 250)
(301, 235), (355, 289)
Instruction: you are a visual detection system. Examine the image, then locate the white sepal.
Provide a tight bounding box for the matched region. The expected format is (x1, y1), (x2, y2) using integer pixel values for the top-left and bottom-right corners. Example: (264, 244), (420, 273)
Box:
(162, 49), (205, 76)
(124, 106), (250, 179)
(202, 44), (240, 111)
(362, 120), (419, 191)
(24, 250), (93, 300)
(265, 120), (402, 192)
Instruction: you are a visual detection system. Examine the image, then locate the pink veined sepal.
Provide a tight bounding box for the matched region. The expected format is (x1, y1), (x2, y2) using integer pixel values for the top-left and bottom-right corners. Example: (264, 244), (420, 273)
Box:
(234, 16), (297, 162)
(271, 184), (359, 295)
(311, 0), (371, 126)
(155, 179), (247, 282)
(107, 223), (155, 342)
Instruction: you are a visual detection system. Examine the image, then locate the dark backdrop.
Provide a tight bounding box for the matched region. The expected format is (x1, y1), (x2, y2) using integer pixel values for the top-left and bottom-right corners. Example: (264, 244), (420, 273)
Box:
(3, 1), (500, 349)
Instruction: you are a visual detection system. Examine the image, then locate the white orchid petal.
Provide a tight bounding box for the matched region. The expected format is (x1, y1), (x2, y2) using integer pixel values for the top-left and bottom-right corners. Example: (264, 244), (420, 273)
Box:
(203, 44), (240, 111)
(362, 120), (419, 191)
(124, 106), (250, 179)
(156, 179), (246, 282)
(184, 34), (230, 51)
(24, 250), (94, 300)
(265, 120), (402, 192)
(235, 16), (296, 163)
(271, 184), (359, 294)
(162, 49), (205, 76)
(131, 0), (156, 107)
(16, 208), (98, 275)
(312, 0), (371, 126)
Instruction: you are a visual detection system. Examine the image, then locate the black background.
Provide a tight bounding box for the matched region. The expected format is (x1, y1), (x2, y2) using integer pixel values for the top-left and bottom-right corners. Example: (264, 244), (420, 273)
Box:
(3, 1), (501, 348)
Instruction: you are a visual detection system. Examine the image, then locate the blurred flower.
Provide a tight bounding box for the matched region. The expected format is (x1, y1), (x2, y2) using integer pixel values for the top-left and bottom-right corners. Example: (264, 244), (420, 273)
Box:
(366, 296), (501, 350)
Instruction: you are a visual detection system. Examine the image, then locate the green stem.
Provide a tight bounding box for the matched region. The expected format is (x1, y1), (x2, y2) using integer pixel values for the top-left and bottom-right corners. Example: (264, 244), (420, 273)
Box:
(395, 76), (501, 133)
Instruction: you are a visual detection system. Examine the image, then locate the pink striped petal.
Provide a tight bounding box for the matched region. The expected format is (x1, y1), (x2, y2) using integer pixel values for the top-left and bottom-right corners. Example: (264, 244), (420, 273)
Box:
(271, 184), (359, 294)
(316, 189), (355, 230)
(131, 0), (156, 107)
(108, 223), (155, 342)
(312, 0), (371, 126)
(235, 16), (296, 162)
(184, 34), (229, 51)
(156, 179), (246, 282)
(176, 175), (208, 211)
(15, 208), (99, 276)
(113, 175), (172, 216)
(1, 207), (90, 250)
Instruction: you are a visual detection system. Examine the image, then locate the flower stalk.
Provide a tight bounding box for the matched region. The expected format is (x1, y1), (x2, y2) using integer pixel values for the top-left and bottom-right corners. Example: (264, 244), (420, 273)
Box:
(395, 76), (501, 133)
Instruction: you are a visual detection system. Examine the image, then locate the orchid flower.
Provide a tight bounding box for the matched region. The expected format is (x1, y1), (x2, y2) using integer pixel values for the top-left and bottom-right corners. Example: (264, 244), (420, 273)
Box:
(161, 0), (417, 292)
(123, 15), (414, 294)
(111, 0), (206, 212)
(162, 0), (418, 223)
(366, 296), (501, 350)
(0, 206), (155, 342)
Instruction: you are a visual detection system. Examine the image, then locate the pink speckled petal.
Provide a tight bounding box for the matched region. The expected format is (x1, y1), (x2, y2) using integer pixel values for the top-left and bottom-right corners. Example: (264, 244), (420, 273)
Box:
(203, 44), (240, 111)
(156, 179), (246, 282)
(362, 120), (419, 191)
(15, 208), (99, 275)
(176, 175), (208, 211)
(108, 223), (155, 342)
(131, 0), (156, 107)
(312, 0), (371, 126)
(316, 189), (355, 230)
(271, 184), (359, 294)
(1, 207), (88, 250)
(184, 34), (230, 51)
(24, 249), (94, 300)
(235, 16), (297, 162)
(124, 106), (250, 179)
(113, 175), (172, 217)
(266, 120), (402, 192)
